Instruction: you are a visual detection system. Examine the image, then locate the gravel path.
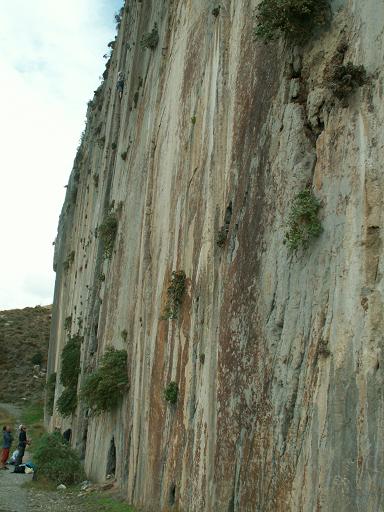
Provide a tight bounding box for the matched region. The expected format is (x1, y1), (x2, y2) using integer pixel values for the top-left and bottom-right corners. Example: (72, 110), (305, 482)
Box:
(0, 467), (33, 512)
(0, 468), (107, 512)
(27, 488), (99, 512)
(0, 468), (101, 512)
(0, 468), (130, 512)
(0, 402), (33, 512)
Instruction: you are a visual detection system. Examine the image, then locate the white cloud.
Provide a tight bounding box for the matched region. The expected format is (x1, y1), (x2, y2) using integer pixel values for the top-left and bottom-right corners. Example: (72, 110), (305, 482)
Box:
(0, 0), (123, 310)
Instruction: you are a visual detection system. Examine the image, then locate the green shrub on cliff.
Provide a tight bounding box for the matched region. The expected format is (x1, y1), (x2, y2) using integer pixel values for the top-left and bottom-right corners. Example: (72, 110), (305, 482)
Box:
(99, 211), (118, 259)
(60, 335), (82, 388)
(115, 13), (122, 31)
(216, 225), (228, 247)
(328, 62), (367, 102)
(57, 335), (82, 417)
(34, 432), (84, 485)
(63, 251), (75, 271)
(56, 386), (77, 417)
(45, 372), (57, 416)
(81, 347), (128, 414)
(254, 0), (329, 44)
(164, 381), (178, 405)
(285, 189), (322, 251)
(140, 23), (159, 50)
(64, 315), (72, 333)
(161, 271), (186, 320)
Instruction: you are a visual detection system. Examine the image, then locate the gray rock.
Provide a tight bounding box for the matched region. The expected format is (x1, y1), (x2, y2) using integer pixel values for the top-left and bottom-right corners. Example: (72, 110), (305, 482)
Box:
(46, 2), (384, 511)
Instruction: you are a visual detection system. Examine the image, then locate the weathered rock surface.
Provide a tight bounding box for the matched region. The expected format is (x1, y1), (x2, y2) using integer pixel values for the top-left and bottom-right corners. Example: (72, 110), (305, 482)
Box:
(47, 1), (384, 510)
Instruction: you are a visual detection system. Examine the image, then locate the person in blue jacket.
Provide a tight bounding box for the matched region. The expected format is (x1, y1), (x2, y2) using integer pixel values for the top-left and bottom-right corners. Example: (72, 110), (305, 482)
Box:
(1, 425), (13, 469)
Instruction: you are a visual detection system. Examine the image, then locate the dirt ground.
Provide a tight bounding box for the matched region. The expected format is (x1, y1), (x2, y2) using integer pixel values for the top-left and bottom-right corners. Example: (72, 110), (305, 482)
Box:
(0, 469), (82, 512)
(0, 459), (94, 512)
(0, 467), (122, 512)
(0, 465), (33, 512)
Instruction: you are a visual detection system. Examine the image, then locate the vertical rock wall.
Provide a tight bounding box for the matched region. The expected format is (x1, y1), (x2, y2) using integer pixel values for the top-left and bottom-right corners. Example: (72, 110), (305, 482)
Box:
(48, 0), (384, 510)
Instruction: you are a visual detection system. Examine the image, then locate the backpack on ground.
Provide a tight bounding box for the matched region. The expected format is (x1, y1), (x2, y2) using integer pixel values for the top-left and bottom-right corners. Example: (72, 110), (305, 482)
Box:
(13, 465), (26, 474)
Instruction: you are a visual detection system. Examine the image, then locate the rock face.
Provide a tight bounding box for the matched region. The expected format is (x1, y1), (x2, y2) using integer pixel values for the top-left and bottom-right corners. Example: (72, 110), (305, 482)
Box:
(47, 1), (384, 510)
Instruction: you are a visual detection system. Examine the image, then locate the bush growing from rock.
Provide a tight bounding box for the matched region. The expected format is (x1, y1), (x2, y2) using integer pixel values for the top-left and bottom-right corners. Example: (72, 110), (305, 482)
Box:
(216, 225), (228, 247)
(99, 212), (118, 259)
(63, 251), (75, 272)
(285, 189), (322, 251)
(56, 386), (77, 417)
(60, 336), (82, 388)
(254, 0), (329, 44)
(161, 271), (186, 320)
(34, 432), (84, 485)
(57, 335), (82, 417)
(81, 347), (128, 414)
(115, 7), (124, 30)
(64, 315), (72, 333)
(140, 23), (159, 49)
(164, 381), (178, 404)
(31, 351), (43, 366)
(45, 373), (57, 416)
(328, 62), (367, 102)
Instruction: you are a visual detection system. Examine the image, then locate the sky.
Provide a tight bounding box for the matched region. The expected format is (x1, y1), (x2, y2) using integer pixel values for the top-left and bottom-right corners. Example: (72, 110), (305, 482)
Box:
(0, 0), (123, 310)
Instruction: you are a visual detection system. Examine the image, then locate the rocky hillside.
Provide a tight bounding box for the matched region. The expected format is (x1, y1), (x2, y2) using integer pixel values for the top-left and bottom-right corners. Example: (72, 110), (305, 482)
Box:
(47, 1), (384, 511)
(0, 306), (51, 402)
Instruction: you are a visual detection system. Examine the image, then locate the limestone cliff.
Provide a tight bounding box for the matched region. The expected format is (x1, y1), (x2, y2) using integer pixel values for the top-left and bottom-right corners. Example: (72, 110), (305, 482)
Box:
(47, 1), (384, 510)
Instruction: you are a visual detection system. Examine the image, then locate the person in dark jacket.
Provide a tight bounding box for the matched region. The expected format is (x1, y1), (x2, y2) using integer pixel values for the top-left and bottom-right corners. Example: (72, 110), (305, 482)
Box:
(15, 425), (28, 466)
(1, 425), (13, 469)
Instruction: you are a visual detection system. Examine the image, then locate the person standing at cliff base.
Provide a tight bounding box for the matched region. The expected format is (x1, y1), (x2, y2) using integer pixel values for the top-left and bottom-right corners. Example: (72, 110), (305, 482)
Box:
(15, 425), (28, 466)
(1, 425), (13, 469)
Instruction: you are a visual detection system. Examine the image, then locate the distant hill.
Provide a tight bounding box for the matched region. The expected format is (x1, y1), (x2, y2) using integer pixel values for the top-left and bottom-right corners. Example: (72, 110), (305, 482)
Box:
(0, 305), (51, 403)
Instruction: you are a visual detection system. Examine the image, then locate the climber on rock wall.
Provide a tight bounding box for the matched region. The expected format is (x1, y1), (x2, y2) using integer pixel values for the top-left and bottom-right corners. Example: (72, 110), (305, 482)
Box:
(116, 71), (124, 100)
